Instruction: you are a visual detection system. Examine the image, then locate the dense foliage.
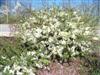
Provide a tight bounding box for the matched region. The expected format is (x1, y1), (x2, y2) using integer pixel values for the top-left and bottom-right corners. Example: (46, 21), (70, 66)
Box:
(0, 7), (99, 75)
(17, 7), (99, 60)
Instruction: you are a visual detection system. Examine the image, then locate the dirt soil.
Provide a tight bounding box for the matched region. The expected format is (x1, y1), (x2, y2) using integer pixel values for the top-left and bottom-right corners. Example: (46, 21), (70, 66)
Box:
(37, 59), (85, 75)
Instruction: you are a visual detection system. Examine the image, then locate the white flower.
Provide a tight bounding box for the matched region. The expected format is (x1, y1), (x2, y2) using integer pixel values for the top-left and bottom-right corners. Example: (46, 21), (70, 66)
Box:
(85, 27), (90, 30)
(43, 26), (51, 33)
(60, 40), (66, 45)
(25, 30), (32, 36)
(72, 34), (76, 39)
(76, 16), (81, 22)
(84, 31), (90, 35)
(57, 46), (63, 57)
(34, 28), (43, 38)
(42, 25), (47, 29)
(32, 38), (37, 43)
(27, 51), (36, 56)
(9, 70), (14, 74)
(55, 21), (60, 26)
(73, 11), (77, 15)
(1, 56), (6, 59)
(69, 22), (77, 28)
(52, 46), (57, 54)
(49, 17), (53, 21)
(34, 32), (42, 38)
(92, 37), (99, 41)
(43, 15), (47, 19)
(3, 66), (10, 73)
(30, 17), (36, 21)
(16, 71), (23, 75)
(73, 29), (80, 34)
(47, 27), (51, 33)
(48, 37), (54, 42)
(35, 28), (42, 33)
(15, 66), (22, 71)
(13, 64), (18, 70)
(40, 53), (44, 57)
(59, 31), (69, 37)
(36, 63), (42, 68)
(71, 46), (76, 53)
(23, 22), (30, 28)
(59, 12), (65, 16)
(29, 69), (35, 75)
(53, 18), (58, 22)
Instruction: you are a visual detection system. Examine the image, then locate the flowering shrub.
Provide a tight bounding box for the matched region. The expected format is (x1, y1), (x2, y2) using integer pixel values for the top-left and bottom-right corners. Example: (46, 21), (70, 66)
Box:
(17, 8), (98, 59)
(1, 8), (99, 75)
(2, 52), (49, 75)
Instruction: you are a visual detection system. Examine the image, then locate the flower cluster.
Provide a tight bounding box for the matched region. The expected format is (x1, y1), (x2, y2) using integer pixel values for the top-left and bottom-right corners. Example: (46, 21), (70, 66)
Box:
(2, 50), (50, 75)
(3, 64), (35, 75)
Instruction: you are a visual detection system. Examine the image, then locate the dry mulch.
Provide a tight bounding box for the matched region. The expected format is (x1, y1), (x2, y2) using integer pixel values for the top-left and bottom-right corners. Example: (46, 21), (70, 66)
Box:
(37, 59), (85, 75)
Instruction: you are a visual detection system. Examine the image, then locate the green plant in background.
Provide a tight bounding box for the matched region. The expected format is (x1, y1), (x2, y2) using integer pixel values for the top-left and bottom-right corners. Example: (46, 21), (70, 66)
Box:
(0, 7), (99, 75)
(91, 69), (100, 75)
(0, 8), (33, 24)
